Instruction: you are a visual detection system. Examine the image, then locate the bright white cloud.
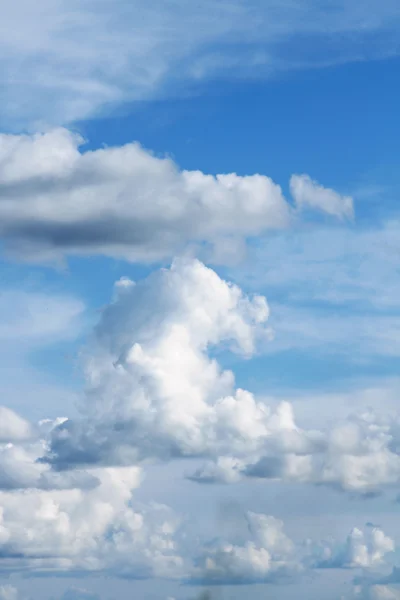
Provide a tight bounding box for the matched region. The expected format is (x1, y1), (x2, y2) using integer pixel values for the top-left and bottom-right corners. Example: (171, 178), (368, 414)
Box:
(36, 258), (400, 496)
(0, 465), (182, 578)
(290, 174), (354, 219)
(45, 258), (284, 468)
(1, 1), (400, 128)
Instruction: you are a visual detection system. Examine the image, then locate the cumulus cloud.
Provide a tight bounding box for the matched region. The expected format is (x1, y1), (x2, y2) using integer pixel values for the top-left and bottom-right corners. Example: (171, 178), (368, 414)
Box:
(190, 398), (400, 494)
(290, 174), (354, 219)
(242, 409), (400, 494)
(0, 407), (399, 585)
(312, 525), (395, 569)
(0, 414), (99, 492)
(0, 411), (184, 578)
(0, 434), (98, 492)
(0, 130), (358, 265)
(0, 465), (182, 578)
(0, 129), (292, 263)
(44, 258), (279, 468)
(192, 518), (400, 587)
(191, 512), (300, 584)
(189, 404), (400, 495)
(3, 259), (400, 588)
(35, 259), (400, 497)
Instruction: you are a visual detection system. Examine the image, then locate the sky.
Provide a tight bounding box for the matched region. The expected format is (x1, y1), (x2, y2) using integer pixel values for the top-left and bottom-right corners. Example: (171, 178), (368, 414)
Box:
(1, 1), (400, 600)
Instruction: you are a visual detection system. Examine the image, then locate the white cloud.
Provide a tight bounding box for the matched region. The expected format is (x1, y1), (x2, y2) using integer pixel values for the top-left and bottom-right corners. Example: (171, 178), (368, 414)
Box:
(35, 258), (400, 497)
(188, 389), (400, 494)
(243, 408), (400, 494)
(0, 130), (357, 266)
(1, 1), (400, 129)
(191, 511), (300, 584)
(290, 174), (354, 219)
(45, 258), (283, 467)
(312, 525), (395, 569)
(353, 585), (400, 599)
(0, 407), (33, 443)
(0, 465), (183, 578)
(4, 259), (400, 592)
(0, 129), (294, 263)
(0, 416), (98, 491)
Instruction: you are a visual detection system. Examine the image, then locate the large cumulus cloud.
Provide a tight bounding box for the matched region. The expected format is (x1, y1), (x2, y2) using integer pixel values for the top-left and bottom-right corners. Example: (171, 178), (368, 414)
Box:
(44, 258), (283, 467)
(38, 258), (400, 497)
(0, 129), (354, 265)
(0, 129), (289, 263)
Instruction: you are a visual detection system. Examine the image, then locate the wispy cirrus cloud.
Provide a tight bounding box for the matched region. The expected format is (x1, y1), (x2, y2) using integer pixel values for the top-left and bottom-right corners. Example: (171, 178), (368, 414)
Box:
(1, 0), (400, 129)
(226, 219), (400, 362)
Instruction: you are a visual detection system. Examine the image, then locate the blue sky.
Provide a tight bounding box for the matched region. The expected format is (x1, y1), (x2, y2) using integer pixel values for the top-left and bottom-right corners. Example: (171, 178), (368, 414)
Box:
(1, 2), (400, 600)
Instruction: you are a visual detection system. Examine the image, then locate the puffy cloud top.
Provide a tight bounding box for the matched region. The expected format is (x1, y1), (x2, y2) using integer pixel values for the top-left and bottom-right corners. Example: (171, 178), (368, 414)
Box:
(191, 511), (300, 584)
